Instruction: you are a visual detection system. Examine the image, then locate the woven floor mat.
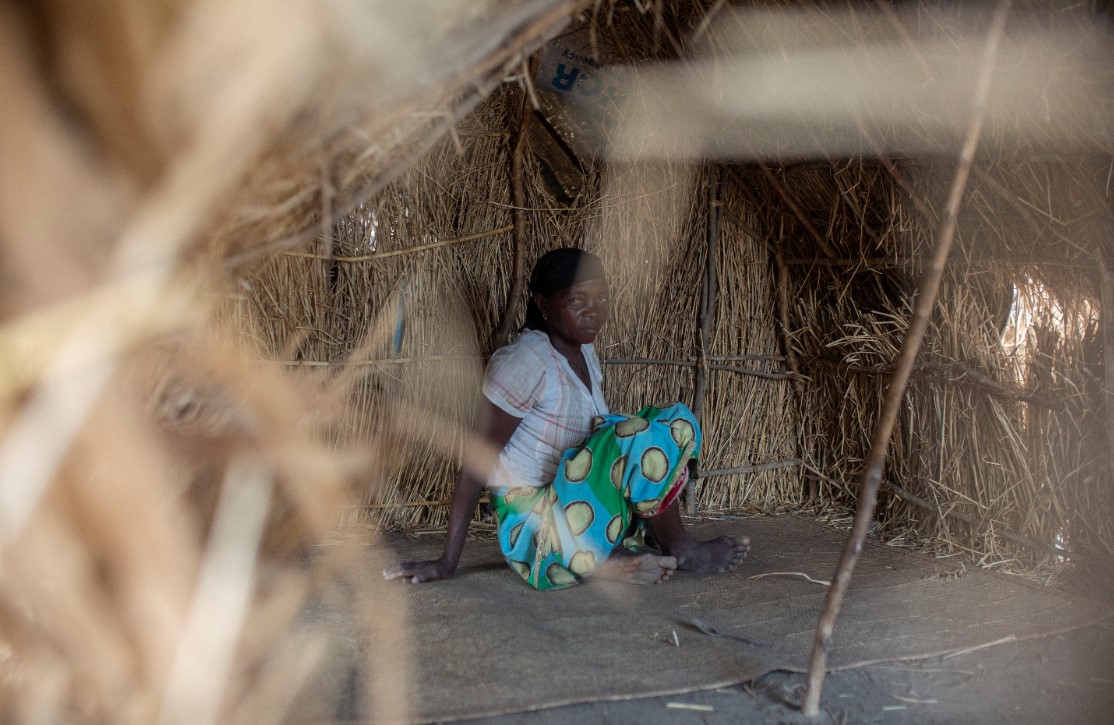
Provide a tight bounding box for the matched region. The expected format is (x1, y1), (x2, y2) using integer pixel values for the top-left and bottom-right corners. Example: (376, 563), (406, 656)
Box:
(293, 515), (1110, 723)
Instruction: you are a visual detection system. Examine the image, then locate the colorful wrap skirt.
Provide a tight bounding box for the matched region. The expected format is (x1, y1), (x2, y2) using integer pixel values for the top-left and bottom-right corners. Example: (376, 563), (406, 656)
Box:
(490, 402), (700, 590)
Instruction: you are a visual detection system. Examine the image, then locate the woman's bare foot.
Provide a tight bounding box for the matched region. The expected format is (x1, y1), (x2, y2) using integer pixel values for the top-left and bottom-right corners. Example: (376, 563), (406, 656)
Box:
(594, 552), (678, 584)
(670, 535), (750, 573)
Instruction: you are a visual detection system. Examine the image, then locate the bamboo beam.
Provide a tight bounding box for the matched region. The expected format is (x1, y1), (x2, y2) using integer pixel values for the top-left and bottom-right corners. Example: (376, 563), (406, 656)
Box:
(691, 166), (723, 514)
(802, 3), (1011, 715)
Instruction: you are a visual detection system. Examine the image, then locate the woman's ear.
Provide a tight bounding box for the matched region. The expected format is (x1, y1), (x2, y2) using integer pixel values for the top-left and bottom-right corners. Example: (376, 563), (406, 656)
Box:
(533, 293), (549, 320)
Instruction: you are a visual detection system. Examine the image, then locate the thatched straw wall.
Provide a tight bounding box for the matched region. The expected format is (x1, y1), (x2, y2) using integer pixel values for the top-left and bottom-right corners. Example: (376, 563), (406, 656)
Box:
(731, 157), (1112, 576)
(225, 2), (1112, 579)
(231, 81), (800, 528)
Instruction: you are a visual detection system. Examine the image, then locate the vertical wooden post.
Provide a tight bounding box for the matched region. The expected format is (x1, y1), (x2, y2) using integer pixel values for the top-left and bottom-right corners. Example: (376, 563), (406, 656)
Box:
(772, 239), (807, 498)
(801, 2), (1011, 715)
(494, 59), (535, 348)
(1098, 250), (1114, 487)
(692, 165), (723, 514)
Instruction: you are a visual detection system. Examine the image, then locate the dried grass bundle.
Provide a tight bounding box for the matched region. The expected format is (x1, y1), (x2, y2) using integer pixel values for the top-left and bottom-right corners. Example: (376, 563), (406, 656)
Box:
(771, 155), (1111, 578)
(0, 0), (578, 721)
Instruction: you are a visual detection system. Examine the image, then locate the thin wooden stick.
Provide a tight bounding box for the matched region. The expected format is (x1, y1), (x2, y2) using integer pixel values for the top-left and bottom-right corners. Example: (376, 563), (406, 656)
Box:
(773, 243), (801, 385)
(802, 3), (1011, 715)
(357, 499), (451, 510)
(884, 478), (1068, 558)
(851, 114), (938, 226)
(281, 355), (791, 374)
(782, 256), (1092, 269)
(283, 354), (489, 367)
(603, 354), (787, 365)
(281, 225), (513, 262)
(803, 462), (1071, 558)
(708, 353), (787, 363)
(605, 358), (696, 367)
(941, 635), (1017, 660)
(691, 166), (723, 514)
(759, 161), (839, 260)
(749, 572), (830, 587)
(707, 364), (793, 380)
(771, 230), (807, 498)
(319, 160), (334, 259)
(494, 58), (536, 348)
(604, 358), (792, 380)
(806, 358), (1056, 408)
(697, 459), (800, 478)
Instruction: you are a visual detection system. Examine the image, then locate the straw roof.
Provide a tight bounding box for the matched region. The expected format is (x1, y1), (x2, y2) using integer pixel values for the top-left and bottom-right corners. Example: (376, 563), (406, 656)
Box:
(1, 0), (1111, 721)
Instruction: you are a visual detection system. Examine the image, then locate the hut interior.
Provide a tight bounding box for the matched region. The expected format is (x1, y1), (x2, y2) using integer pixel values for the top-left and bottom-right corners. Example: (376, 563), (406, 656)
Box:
(0, 0), (1112, 722)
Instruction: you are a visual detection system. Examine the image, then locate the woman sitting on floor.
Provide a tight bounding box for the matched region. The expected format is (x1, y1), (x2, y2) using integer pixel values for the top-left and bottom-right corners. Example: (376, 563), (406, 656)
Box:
(385, 248), (749, 589)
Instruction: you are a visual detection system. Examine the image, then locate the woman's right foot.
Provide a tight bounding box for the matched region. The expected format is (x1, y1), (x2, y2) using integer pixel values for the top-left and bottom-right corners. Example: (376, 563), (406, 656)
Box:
(594, 552), (678, 584)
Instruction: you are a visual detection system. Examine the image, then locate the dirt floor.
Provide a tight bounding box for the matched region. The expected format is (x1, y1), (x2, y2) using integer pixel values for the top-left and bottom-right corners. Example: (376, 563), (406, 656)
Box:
(454, 612), (1114, 724)
(312, 515), (1114, 724)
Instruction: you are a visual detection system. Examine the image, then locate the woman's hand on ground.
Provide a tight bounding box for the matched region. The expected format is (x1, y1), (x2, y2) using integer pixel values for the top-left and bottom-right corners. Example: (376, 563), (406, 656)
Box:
(383, 560), (454, 583)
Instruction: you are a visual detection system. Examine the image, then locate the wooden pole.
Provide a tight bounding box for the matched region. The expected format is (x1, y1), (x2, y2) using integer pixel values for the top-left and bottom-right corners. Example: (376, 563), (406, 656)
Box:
(691, 165), (723, 514)
(801, 2), (1011, 716)
(494, 63), (535, 348)
(773, 245), (801, 385)
(772, 234), (807, 499)
(1098, 249), (1114, 491)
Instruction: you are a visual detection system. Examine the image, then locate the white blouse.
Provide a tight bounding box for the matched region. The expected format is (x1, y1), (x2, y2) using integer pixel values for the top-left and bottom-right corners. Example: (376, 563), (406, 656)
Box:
(482, 329), (608, 490)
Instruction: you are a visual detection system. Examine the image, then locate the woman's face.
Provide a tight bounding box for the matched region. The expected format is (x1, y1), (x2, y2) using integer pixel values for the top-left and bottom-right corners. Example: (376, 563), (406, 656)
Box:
(537, 278), (610, 346)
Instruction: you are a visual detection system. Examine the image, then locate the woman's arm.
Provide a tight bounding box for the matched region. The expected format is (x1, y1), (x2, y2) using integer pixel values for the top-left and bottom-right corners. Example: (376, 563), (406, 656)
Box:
(383, 401), (521, 583)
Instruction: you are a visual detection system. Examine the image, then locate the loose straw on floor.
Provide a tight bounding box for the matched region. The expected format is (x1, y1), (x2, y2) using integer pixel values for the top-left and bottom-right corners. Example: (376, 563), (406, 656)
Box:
(802, 2), (1012, 716)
